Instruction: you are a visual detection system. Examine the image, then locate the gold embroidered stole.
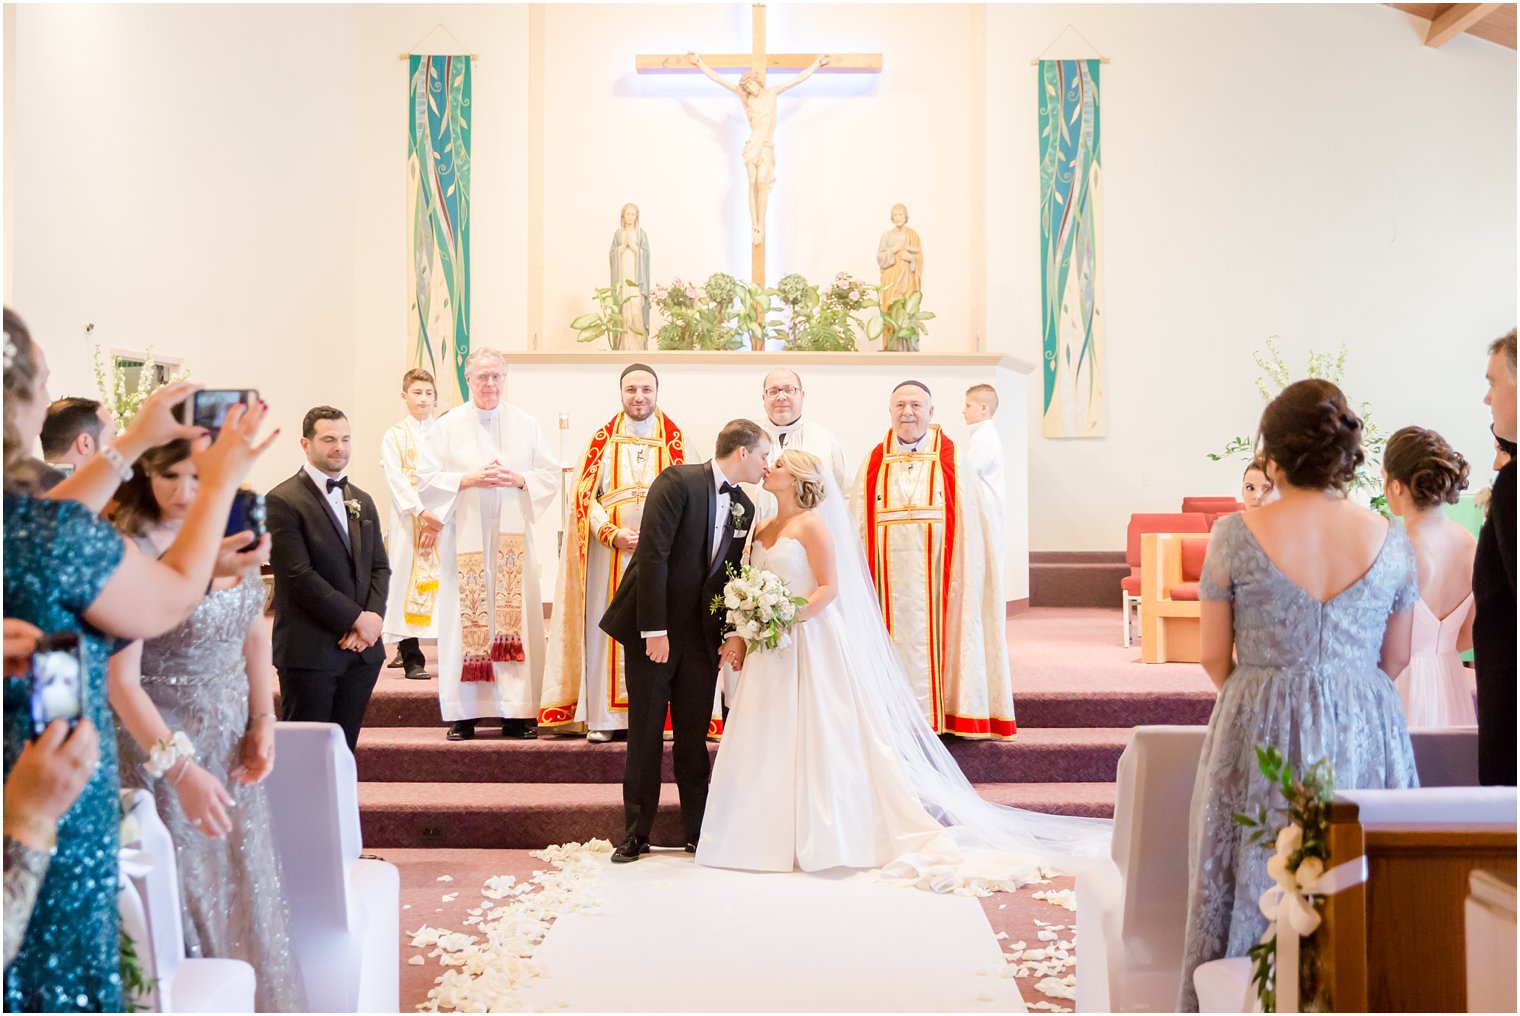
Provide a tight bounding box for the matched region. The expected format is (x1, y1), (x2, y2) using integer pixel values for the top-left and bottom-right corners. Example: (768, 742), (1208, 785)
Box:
(396, 422), (441, 626)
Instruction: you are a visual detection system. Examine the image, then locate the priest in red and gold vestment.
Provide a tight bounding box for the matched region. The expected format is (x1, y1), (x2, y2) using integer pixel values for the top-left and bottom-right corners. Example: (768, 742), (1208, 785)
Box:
(540, 365), (692, 740)
(853, 380), (1015, 739)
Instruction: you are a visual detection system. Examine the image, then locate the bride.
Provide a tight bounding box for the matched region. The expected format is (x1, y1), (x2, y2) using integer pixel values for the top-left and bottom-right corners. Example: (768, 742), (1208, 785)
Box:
(697, 450), (1110, 891)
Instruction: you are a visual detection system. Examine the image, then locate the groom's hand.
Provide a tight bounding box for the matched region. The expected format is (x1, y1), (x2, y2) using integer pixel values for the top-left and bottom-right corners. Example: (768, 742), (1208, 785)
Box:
(644, 634), (670, 664)
(719, 635), (746, 672)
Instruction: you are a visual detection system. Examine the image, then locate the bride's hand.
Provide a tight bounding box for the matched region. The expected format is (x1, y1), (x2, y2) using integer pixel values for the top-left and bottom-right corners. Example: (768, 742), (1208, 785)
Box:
(719, 635), (746, 672)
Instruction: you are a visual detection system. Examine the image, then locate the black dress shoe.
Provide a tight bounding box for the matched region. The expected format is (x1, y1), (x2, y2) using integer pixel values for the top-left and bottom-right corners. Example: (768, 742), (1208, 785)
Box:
(501, 718), (538, 740)
(404, 665), (430, 681)
(446, 720), (477, 741)
(387, 652), (405, 669)
(611, 836), (650, 864)
(684, 840), (699, 854)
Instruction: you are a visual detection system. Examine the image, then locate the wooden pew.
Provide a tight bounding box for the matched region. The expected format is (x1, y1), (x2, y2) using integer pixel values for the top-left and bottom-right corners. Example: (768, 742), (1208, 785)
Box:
(1139, 532), (1210, 664)
(1321, 788), (1517, 1012)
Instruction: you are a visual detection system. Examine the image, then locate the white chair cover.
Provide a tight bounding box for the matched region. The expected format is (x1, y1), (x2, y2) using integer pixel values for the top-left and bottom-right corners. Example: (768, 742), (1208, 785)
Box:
(118, 789), (257, 1013)
(265, 722), (400, 1013)
(1076, 725), (1208, 1012)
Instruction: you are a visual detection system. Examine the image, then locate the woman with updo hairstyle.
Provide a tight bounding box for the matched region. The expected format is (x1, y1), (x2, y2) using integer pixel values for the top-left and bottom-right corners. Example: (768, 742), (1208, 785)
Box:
(1178, 378), (1420, 1010)
(1382, 426), (1476, 726)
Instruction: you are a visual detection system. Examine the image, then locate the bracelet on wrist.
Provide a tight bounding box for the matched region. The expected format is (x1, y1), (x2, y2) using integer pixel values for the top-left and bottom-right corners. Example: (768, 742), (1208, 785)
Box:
(98, 444), (134, 484)
(247, 712), (275, 728)
(143, 731), (196, 779)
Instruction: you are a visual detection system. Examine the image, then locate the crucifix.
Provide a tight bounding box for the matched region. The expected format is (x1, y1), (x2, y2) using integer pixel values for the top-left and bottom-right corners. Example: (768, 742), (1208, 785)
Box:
(636, 4), (883, 287)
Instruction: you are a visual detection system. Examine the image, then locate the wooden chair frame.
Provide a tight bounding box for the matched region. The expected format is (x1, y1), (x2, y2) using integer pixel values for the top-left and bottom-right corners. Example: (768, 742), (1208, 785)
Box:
(1139, 532), (1210, 664)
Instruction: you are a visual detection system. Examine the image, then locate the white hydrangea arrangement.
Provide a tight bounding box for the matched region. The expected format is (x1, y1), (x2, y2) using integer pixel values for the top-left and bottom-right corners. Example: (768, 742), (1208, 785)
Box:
(709, 562), (809, 653)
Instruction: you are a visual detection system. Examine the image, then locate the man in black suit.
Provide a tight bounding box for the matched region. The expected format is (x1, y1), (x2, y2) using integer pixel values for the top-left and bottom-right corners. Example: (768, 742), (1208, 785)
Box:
(267, 406), (391, 754)
(601, 419), (770, 862)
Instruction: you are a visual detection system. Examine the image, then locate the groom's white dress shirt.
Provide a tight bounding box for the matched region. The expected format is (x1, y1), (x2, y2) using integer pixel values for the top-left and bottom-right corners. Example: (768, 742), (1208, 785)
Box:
(303, 461), (349, 530)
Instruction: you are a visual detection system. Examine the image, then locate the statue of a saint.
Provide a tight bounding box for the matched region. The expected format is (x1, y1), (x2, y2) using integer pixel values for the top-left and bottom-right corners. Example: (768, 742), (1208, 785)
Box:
(688, 52), (830, 245)
(609, 203), (651, 349)
(877, 203), (923, 310)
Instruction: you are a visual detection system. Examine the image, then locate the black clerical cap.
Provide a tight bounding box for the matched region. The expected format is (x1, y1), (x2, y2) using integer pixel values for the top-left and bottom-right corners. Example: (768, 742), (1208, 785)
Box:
(620, 363), (658, 383)
(894, 379), (932, 397)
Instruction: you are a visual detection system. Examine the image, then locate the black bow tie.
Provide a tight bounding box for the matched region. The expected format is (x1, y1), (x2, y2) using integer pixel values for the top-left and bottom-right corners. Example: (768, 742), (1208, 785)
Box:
(719, 481), (739, 496)
(326, 476), (349, 493)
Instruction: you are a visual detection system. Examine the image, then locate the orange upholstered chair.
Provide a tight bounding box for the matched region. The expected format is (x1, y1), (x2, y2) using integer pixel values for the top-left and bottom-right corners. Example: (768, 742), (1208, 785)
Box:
(1140, 532), (1212, 663)
(1122, 513), (1210, 647)
(1181, 496), (1243, 514)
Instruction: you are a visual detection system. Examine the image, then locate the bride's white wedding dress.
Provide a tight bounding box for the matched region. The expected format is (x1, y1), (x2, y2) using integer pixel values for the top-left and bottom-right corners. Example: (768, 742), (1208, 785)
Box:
(698, 535), (959, 872)
(697, 479), (1111, 892)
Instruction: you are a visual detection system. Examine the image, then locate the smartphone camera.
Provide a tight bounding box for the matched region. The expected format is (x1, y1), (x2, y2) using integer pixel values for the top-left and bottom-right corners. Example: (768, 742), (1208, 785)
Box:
(227, 488), (267, 553)
(29, 632), (86, 737)
(174, 389), (258, 440)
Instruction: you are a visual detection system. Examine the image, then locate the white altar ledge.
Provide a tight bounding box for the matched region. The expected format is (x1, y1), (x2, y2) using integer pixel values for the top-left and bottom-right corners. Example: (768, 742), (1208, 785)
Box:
(501, 349), (1031, 602)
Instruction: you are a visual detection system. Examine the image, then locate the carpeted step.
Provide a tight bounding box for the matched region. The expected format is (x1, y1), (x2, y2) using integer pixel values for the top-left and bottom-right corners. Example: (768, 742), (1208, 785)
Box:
(358, 781), (1117, 849)
(1013, 690), (1215, 728)
(357, 678), (1215, 730)
(1029, 551), (1129, 608)
(355, 726), (1133, 784)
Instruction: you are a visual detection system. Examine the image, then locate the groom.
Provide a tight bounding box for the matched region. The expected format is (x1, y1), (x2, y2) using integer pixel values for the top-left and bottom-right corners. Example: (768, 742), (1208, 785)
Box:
(600, 419), (769, 862)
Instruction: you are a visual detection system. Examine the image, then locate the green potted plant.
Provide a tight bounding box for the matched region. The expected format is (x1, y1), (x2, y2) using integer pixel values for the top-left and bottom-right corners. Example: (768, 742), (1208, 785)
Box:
(568, 283), (639, 349)
(867, 290), (935, 352)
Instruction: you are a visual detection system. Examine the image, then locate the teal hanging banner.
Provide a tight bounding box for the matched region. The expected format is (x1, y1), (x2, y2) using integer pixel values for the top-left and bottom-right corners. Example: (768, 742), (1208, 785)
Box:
(1039, 59), (1106, 438)
(408, 54), (472, 408)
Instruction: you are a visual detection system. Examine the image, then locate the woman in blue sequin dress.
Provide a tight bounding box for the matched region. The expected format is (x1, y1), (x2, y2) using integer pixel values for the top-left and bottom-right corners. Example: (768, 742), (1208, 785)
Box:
(2, 309), (276, 1010)
(1178, 379), (1420, 1010)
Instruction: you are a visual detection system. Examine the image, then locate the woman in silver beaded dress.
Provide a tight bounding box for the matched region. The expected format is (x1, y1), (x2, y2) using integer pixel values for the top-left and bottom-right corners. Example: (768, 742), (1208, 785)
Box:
(106, 441), (306, 1012)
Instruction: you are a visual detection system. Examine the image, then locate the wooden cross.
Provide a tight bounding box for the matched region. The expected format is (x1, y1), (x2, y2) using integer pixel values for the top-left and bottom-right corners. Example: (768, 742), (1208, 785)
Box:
(636, 4), (883, 287)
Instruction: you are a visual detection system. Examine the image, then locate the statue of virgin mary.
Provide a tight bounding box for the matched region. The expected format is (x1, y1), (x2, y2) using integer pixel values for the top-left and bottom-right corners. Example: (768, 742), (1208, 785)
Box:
(609, 203), (651, 349)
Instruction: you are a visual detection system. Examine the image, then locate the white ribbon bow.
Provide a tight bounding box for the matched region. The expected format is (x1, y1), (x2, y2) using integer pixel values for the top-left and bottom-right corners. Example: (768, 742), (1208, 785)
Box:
(1255, 855), (1368, 1012)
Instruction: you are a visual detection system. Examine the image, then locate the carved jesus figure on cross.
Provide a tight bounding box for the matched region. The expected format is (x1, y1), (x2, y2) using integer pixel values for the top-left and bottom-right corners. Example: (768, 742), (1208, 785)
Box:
(686, 50), (830, 246)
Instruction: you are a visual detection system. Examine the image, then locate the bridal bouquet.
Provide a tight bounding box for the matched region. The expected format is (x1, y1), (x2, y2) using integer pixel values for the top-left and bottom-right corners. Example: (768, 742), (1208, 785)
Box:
(709, 563), (809, 653)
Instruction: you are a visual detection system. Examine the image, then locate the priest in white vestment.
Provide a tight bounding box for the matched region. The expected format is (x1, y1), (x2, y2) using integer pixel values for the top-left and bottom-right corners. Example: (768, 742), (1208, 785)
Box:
(380, 367), (443, 681)
(418, 348), (559, 740)
(854, 380), (1015, 739)
(755, 367), (850, 518)
(539, 364), (686, 741)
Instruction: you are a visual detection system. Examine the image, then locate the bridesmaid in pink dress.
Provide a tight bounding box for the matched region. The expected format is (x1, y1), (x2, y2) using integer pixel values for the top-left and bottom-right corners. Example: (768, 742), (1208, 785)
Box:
(1383, 426), (1477, 726)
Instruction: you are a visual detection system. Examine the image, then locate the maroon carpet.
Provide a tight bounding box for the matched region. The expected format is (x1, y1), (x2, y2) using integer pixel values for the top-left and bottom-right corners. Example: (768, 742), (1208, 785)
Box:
(342, 607), (1215, 848)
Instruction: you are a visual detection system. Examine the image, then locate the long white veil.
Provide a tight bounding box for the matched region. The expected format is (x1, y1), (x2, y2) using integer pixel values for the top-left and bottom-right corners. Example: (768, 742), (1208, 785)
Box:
(812, 475), (1112, 881)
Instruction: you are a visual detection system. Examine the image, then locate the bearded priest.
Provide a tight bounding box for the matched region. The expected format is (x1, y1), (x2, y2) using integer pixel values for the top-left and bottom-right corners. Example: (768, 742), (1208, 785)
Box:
(539, 365), (687, 741)
(853, 380), (1015, 739)
(418, 348), (560, 741)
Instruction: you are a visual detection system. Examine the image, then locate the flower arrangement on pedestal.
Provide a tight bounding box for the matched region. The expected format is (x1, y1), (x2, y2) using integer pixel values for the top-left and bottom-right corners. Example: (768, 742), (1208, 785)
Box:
(1208, 338), (1390, 513)
(92, 328), (188, 429)
(571, 270), (924, 353)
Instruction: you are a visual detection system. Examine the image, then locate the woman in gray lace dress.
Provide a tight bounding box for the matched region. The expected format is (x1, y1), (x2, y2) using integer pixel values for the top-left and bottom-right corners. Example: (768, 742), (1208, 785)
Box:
(1178, 380), (1420, 1010)
(106, 441), (306, 1012)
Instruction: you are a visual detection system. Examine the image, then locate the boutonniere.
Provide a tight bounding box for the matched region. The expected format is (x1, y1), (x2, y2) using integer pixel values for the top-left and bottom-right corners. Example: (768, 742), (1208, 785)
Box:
(730, 502), (746, 528)
(344, 498), (362, 519)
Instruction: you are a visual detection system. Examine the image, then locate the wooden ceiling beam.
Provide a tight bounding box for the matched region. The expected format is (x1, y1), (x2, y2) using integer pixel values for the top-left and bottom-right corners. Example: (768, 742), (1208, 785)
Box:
(1425, 3), (1503, 47)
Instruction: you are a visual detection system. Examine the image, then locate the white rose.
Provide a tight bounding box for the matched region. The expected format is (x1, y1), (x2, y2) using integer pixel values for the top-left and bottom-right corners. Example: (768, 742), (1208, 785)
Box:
(1294, 855), (1324, 890)
(1265, 853), (1296, 891)
(724, 591), (740, 609)
(1275, 823), (1303, 857)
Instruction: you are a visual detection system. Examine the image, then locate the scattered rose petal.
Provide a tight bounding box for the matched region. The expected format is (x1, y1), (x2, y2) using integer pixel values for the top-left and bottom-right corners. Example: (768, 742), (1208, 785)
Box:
(437, 875), (454, 882)
(409, 956), (425, 965)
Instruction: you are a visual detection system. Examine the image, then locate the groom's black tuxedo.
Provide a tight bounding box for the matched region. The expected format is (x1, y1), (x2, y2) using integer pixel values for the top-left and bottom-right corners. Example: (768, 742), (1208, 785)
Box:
(267, 468), (390, 754)
(601, 461), (754, 843)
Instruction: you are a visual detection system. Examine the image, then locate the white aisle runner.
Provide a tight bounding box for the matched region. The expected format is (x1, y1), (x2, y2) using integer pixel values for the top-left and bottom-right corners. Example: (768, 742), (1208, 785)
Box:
(513, 851), (1027, 1012)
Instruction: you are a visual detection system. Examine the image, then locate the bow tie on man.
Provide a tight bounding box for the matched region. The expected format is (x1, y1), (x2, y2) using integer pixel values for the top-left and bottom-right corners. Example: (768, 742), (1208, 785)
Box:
(719, 481), (740, 496)
(326, 476), (349, 493)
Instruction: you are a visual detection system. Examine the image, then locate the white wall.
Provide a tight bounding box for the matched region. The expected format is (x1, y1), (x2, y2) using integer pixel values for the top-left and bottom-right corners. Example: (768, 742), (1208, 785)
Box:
(535, 4), (984, 353)
(6, 3), (1515, 553)
(983, 4), (1517, 548)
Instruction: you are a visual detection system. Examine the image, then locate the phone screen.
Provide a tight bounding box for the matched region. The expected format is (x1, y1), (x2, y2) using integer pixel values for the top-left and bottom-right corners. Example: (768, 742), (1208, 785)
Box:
(190, 390), (257, 437)
(30, 633), (85, 736)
